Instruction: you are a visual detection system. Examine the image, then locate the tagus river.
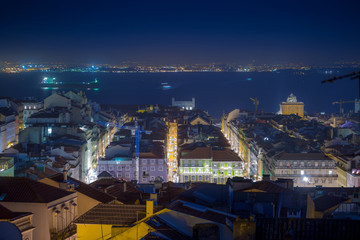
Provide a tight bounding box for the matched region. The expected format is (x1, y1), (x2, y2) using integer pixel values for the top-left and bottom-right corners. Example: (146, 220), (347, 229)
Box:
(0, 69), (357, 119)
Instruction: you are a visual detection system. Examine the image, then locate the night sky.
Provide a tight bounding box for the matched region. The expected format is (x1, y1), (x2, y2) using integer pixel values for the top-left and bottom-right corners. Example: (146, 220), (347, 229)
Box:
(1, 0), (360, 64)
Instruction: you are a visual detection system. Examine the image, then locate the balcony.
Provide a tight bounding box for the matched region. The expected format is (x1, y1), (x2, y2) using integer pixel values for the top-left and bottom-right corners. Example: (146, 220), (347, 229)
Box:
(276, 166), (336, 169)
(276, 174), (338, 178)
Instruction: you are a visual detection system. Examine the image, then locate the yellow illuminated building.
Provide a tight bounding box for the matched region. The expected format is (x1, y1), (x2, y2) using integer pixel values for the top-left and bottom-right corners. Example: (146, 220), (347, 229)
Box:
(280, 93), (304, 117)
(166, 121), (178, 182)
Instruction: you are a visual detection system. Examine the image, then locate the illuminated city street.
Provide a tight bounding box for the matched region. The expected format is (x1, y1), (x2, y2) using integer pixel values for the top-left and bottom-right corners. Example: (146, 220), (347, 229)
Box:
(1, 1), (360, 239)
(167, 121), (178, 182)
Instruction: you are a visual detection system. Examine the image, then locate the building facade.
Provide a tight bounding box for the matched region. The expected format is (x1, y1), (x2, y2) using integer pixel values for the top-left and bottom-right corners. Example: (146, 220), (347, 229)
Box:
(179, 147), (243, 184)
(272, 153), (337, 187)
(97, 156), (168, 184)
(172, 97), (195, 110)
(279, 93), (304, 117)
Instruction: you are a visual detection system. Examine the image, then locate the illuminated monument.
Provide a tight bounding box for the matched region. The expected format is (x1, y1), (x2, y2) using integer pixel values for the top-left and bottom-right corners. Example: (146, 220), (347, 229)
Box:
(279, 93), (304, 117)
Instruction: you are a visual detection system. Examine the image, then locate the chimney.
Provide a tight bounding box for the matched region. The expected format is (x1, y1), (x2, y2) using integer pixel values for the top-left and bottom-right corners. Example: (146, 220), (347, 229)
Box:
(233, 217), (256, 240)
(150, 193), (157, 202)
(146, 200), (154, 218)
(63, 168), (67, 182)
(123, 182), (127, 192)
(262, 174), (270, 181)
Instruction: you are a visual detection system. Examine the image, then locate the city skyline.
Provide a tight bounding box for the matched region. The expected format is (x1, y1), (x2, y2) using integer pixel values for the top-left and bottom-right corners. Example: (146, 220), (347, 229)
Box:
(1, 0), (360, 64)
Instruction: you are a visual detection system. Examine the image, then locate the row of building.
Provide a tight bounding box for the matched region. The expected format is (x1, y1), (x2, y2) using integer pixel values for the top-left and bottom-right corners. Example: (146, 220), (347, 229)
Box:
(220, 94), (360, 188)
(0, 91), (117, 183)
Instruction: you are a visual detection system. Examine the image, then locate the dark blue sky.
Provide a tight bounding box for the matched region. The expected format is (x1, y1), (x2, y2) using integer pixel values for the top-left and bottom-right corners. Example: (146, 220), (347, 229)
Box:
(1, 0), (359, 64)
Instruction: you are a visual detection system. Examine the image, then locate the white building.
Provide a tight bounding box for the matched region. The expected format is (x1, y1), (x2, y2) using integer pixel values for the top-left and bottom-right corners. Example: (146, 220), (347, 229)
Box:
(0, 108), (17, 152)
(0, 204), (35, 240)
(272, 152), (337, 187)
(0, 177), (78, 240)
(172, 97), (195, 110)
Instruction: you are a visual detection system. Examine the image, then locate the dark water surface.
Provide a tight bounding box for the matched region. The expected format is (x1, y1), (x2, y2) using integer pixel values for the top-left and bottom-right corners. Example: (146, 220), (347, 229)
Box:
(0, 70), (357, 120)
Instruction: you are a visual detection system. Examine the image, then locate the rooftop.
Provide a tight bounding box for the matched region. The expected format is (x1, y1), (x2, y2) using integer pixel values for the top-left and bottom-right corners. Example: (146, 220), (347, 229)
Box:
(239, 181), (293, 193)
(276, 152), (331, 161)
(313, 195), (348, 212)
(212, 149), (242, 162)
(0, 204), (32, 221)
(143, 215), (191, 240)
(48, 173), (116, 204)
(181, 147), (212, 159)
(74, 203), (163, 225)
(168, 200), (236, 225)
(0, 177), (75, 203)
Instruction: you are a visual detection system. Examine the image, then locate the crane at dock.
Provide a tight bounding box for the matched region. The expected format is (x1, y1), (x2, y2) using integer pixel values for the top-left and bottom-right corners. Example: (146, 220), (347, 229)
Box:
(250, 97), (259, 117)
(332, 99), (356, 115)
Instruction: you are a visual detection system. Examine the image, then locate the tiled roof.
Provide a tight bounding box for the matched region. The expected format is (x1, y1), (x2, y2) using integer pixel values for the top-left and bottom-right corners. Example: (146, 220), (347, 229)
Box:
(239, 181), (293, 193)
(0, 204), (32, 221)
(105, 182), (149, 204)
(89, 177), (121, 189)
(25, 164), (59, 179)
(144, 216), (191, 240)
(138, 152), (162, 159)
(276, 152), (330, 161)
(313, 195), (348, 212)
(48, 173), (116, 204)
(158, 186), (186, 206)
(29, 111), (60, 118)
(74, 203), (163, 225)
(188, 114), (211, 124)
(168, 200), (236, 225)
(0, 177), (75, 203)
(212, 149), (242, 162)
(181, 147), (211, 159)
(97, 171), (113, 178)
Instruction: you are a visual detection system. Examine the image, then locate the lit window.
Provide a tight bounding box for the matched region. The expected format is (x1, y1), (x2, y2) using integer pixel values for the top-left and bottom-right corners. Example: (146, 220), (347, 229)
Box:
(329, 170), (332, 175)
(301, 170), (304, 175)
